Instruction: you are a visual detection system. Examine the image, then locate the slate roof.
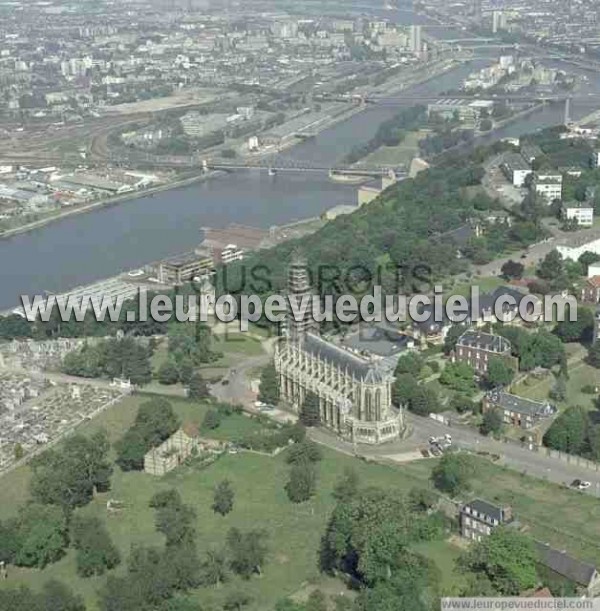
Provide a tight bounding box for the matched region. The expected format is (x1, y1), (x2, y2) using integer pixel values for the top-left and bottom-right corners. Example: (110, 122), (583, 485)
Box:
(342, 323), (412, 358)
(411, 303), (451, 334)
(457, 330), (511, 353)
(477, 286), (527, 316)
(485, 389), (554, 418)
(303, 333), (390, 384)
(463, 499), (505, 523)
(535, 542), (597, 586)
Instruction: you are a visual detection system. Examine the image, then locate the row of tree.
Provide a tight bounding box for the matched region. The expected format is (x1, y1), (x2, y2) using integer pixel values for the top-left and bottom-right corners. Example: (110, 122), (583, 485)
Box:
(62, 337), (154, 386)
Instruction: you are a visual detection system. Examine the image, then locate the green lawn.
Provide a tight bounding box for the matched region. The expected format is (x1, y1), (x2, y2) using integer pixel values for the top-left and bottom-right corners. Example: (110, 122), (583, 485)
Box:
(361, 130), (427, 166)
(5, 391), (600, 609)
(411, 539), (466, 595)
(151, 332), (266, 382)
(402, 456), (600, 568)
(511, 346), (599, 412)
(0, 394), (429, 611)
(450, 275), (504, 298)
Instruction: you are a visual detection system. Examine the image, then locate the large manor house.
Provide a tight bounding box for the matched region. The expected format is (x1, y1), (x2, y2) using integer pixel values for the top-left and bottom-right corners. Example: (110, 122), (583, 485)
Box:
(274, 256), (405, 445)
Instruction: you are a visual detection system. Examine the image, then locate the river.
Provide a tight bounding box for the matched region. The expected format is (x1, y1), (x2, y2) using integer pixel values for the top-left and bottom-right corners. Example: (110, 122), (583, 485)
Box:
(1, 15), (599, 310)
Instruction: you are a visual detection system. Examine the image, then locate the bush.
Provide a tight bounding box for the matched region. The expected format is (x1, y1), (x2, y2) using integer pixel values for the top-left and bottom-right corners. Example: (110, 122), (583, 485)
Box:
(202, 408), (222, 430)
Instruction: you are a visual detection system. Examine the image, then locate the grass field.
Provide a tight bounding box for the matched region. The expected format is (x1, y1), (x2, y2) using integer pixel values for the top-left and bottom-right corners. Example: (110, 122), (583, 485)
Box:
(511, 344), (599, 412)
(361, 130), (427, 166)
(151, 332), (266, 383)
(411, 539), (466, 594)
(402, 456), (600, 568)
(0, 394), (431, 610)
(4, 391), (600, 609)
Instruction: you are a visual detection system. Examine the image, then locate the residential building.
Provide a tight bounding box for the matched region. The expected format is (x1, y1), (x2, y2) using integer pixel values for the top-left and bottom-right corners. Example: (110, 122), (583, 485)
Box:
(427, 99), (480, 124)
(535, 542), (600, 596)
(156, 248), (213, 285)
(588, 263), (600, 278)
(532, 172), (563, 202)
(592, 150), (600, 168)
(482, 389), (555, 430)
(473, 286), (529, 326)
(501, 153), (532, 187)
(410, 304), (452, 346)
(580, 276), (600, 304)
(453, 330), (515, 375)
(460, 499), (513, 541)
(594, 307), (600, 343)
(219, 244), (244, 265)
(409, 25), (422, 54)
(562, 201), (594, 226)
(520, 143), (543, 164)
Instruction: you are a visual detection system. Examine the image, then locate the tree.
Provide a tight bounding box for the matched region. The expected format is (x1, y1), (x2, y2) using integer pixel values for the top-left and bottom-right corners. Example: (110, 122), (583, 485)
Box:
(285, 440), (322, 464)
(555, 308), (594, 343)
(392, 373), (419, 407)
(202, 408), (222, 430)
(299, 392), (321, 427)
(409, 386), (441, 415)
(486, 357), (515, 388)
(30, 430), (112, 510)
(158, 359), (180, 385)
(42, 581), (86, 611)
(394, 352), (424, 377)
(588, 341), (600, 368)
(500, 259), (524, 280)
(443, 324), (466, 355)
(480, 408), (503, 436)
(187, 371), (209, 401)
(14, 504), (69, 569)
(450, 393), (476, 414)
(151, 489), (196, 547)
(212, 480), (235, 516)
(463, 527), (537, 595)
(320, 488), (442, 587)
(0, 581), (85, 611)
(201, 548), (229, 587)
(258, 363), (279, 405)
(285, 461), (317, 503)
(332, 467), (360, 503)
(71, 516), (121, 577)
(226, 528), (268, 578)
(13, 443), (24, 461)
(223, 590), (252, 611)
(439, 362), (477, 395)
(431, 453), (476, 496)
(549, 375), (567, 402)
(543, 405), (589, 455)
(116, 398), (180, 471)
(305, 590), (328, 611)
(537, 250), (564, 281)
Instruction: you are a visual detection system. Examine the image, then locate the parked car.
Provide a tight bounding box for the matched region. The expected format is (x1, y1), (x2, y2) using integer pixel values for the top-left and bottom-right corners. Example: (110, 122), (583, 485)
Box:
(571, 479), (591, 490)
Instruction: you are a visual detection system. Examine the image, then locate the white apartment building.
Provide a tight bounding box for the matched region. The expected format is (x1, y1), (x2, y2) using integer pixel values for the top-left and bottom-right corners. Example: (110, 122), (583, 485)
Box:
(532, 172), (562, 202)
(557, 237), (600, 261)
(562, 201), (594, 226)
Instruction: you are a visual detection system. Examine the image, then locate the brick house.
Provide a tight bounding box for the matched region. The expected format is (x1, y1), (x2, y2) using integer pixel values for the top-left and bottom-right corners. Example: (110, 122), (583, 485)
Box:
(482, 389), (555, 430)
(452, 330), (516, 375)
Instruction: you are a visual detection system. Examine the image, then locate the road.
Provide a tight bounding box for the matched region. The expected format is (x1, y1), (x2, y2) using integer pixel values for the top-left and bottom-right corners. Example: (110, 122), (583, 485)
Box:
(208, 350), (600, 495)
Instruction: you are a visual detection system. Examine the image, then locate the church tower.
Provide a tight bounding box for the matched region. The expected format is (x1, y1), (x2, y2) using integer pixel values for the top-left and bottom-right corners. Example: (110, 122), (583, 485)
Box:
(285, 252), (317, 341)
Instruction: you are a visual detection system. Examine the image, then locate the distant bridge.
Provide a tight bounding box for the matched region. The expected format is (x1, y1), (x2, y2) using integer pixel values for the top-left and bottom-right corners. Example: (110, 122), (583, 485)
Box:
(204, 157), (401, 178)
(317, 92), (600, 105)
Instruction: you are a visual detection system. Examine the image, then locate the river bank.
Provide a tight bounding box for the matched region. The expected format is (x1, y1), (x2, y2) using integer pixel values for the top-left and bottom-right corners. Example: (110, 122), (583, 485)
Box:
(0, 57), (463, 242)
(0, 170), (224, 241)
